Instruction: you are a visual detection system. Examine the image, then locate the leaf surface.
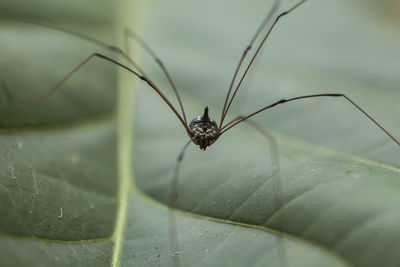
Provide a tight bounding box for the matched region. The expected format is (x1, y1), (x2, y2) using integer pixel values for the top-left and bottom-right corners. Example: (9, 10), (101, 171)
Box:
(0, 0), (399, 266)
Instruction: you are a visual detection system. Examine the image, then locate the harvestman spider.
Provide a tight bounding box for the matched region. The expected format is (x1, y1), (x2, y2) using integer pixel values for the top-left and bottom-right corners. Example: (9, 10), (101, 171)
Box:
(6, 0), (399, 263)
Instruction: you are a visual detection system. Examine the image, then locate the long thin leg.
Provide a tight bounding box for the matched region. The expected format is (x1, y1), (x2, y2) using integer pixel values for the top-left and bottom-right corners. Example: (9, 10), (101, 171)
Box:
(169, 139), (192, 267)
(27, 52), (191, 134)
(220, 93), (399, 146)
(223, 116), (286, 266)
(3, 18), (145, 78)
(221, 115), (280, 176)
(1, 81), (12, 102)
(238, 119), (287, 267)
(220, 0), (309, 127)
(220, 0), (280, 127)
(3, 18), (188, 124)
(240, 121), (288, 267)
(124, 28), (187, 124)
(245, 120), (287, 267)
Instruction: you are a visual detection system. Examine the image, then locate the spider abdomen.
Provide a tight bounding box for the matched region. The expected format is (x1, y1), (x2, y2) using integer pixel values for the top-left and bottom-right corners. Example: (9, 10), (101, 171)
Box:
(189, 107), (219, 150)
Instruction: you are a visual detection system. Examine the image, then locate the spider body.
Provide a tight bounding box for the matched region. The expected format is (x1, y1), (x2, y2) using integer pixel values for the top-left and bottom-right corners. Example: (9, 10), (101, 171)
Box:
(189, 107), (219, 150)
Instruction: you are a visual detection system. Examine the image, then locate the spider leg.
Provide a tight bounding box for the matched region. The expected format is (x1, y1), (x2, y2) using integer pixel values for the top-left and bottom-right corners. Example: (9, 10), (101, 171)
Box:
(220, 0), (309, 127)
(222, 116), (287, 266)
(26, 52), (190, 133)
(2, 18), (148, 82)
(124, 28), (187, 123)
(168, 139), (192, 267)
(2, 18), (189, 130)
(220, 93), (399, 146)
(221, 116), (280, 176)
(220, 0), (280, 126)
(236, 118), (287, 266)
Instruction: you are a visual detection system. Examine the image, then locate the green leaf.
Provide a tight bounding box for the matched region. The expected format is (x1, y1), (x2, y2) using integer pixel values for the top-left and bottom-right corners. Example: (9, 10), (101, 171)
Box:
(1, 0), (399, 267)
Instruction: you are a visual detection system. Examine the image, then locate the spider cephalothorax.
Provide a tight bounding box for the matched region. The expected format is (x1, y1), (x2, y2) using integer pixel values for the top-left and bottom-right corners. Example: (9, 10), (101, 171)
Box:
(189, 107), (219, 150)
